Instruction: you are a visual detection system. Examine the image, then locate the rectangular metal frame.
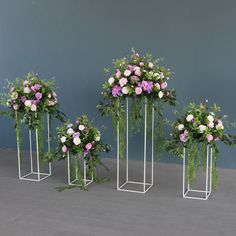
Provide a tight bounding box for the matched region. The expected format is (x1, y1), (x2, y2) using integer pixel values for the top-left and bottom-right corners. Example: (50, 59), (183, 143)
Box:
(16, 113), (52, 182)
(117, 97), (154, 193)
(67, 152), (93, 187)
(183, 145), (213, 200)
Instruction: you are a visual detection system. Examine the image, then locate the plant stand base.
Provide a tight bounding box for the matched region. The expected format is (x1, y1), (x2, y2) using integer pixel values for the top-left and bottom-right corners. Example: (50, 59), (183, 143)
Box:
(19, 171), (51, 182)
(183, 189), (211, 201)
(118, 181), (153, 194)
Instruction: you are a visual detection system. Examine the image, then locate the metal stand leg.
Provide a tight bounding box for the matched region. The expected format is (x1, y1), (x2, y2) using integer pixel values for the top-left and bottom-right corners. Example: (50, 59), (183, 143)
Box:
(117, 97), (154, 193)
(17, 112), (52, 182)
(183, 145), (213, 200)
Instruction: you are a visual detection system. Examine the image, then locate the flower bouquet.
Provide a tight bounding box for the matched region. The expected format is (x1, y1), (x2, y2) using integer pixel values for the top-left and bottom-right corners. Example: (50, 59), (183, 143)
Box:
(97, 49), (176, 159)
(56, 115), (111, 190)
(0, 72), (64, 181)
(166, 102), (236, 194)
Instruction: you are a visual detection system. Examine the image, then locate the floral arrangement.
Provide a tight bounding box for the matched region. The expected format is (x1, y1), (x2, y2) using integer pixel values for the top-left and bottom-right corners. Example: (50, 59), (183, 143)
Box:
(97, 49), (176, 158)
(56, 115), (111, 189)
(0, 72), (65, 164)
(166, 102), (236, 188)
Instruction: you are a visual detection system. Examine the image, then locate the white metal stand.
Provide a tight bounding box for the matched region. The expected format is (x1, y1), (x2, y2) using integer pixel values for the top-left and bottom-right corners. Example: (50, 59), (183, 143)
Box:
(183, 145), (212, 200)
(16, 113), (52, 182)
(67, 152), (93, 187)
(117, 97), (154, 193)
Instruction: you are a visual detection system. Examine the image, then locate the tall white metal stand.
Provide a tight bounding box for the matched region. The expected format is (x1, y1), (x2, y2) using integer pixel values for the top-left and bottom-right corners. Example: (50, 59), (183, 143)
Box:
(16, 113), (52, 182)
(183, 145), (212, 200)
(117, 97), (154, 193)
(67, 152), (93, 187)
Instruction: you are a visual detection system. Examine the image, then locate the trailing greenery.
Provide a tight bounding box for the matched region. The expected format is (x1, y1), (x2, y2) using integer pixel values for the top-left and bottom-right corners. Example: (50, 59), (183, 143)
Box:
(97, 49), (176, 159)
(54, 115), (111, 190)
(166, 102), (236, 189)
(0, 72), (65, 166)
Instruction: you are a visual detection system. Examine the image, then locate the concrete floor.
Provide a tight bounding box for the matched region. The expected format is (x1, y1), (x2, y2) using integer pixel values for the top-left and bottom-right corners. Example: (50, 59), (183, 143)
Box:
(0, 149), (236, 236)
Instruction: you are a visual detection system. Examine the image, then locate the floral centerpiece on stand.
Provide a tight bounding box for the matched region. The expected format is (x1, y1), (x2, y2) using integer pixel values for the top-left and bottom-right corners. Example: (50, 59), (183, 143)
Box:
(166, 101), (236, 189)
(97, 49), (176, 158)
(0, 72), (65, 165)
(56, 115), (111, 190)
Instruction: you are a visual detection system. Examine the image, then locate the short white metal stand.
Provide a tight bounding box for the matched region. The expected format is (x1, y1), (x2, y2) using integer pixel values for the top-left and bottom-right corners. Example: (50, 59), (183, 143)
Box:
(117, 97), (154, 193)
(16, 113), (52, 182)
(67, 153), (93, 187)
(183, 145), (212, 200)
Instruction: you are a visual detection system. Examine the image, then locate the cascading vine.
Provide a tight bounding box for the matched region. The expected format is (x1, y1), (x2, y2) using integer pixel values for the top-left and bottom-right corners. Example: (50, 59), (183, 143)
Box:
(97, 49), (176, 159)
(0, 72), (65, 166)
(166, 102), (236, 190)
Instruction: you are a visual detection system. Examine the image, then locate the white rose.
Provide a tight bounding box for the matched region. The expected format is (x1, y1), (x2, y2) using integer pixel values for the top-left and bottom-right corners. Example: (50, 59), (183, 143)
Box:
(11, 92), (18, 100)
(95, 135), (101, 141)
(186, 114), (194, 122)
(158, 91), (164, 98)
(208, 122), (214, 128)
(73, 137), (81, 145)
(24, 100), (32, 107)
(177, 124), (185, 131)
(155, 83), (160, 90)
(160, 72), (165, 79)
(79, 125), (85, 131)
(108, 77), (115, 86)
(60, 136), (67, 143)
(198, 125), (207, 133)
(30, 104), (37, 111)
(207, 115), (214, 122)
(122, 86), (129, 94)
(148, 62), (154, 69)
(216, 123), (224, 130)
(124, 70), (131, 77)
(24, 87), (31, 94)
(67, 124), (73, 128)
(67, 128), (75, 135)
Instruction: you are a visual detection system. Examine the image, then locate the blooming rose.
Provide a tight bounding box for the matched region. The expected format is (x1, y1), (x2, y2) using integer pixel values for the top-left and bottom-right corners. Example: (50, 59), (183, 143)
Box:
(115, 70), (122, 78)
(108, 77), (115, 86)
(160, 82), (167, 89)
(24, 100), (32, 107)
(67, 128), (75, 135)
(208, 122), (214, 128)
(24, 87), (31, 94)
(73, 132), (80, 138)
(158, 91), (164, 98)
(186, 114), (194, 122)
(207, 134), (214, 142)
(122, 86), (129, 94)
(62, 145), (68, 153)
(95, 135), (101, 141)
(73, 137), (81, 145)
(60, 136), (67, 143)
(139, 62), (144, 67)
(13, 104), (19, 111)
(177, 124), (185, 131)
(30, 104), (37, 111)
(119, 78), (128, 87)
(124, 70), (131, 77)
(216, 123), (224, 130)
(207, 115), (214, 122)
(23, 80), (29, 87)
(112, 85), (122, 97)
(148, 62), (154, 69)
(179, 133), (188, 143)
(35, 92), (42, 100)
(135, 87), (142, 95)
(160, 72), (165, 79)
(198, 125), (207, 133)
(79, 125), (85, 131)
(86, 143), (92, 150)
(134, 69), (141, 77)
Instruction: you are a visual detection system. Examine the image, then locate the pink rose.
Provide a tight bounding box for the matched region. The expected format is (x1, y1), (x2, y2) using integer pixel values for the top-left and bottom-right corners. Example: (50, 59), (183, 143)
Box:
(139, 62), (144, 67)
(85, 143), (92, 150)
(119, 77), (128, 87)
(115, 70), (122, 78)
(23, 80), (29, 87)
(134, 69), (141, 77)
(135, 87), (142, 95)
(13, 104), (19, 111)
(179, 133), (188, 143)
(160, 82), (168, 89)
(62, 145), (68, 153)
(207, 134), (214, 142)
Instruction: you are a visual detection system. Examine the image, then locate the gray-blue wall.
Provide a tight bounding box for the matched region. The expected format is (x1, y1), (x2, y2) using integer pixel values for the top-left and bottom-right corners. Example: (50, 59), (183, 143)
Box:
(1, 0), (236, 168)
